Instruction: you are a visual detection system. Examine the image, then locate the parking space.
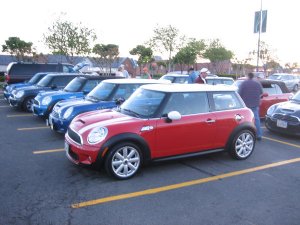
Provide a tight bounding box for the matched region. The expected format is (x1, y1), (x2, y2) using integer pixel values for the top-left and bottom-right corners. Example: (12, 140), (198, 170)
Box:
(1, 92), (300, 225)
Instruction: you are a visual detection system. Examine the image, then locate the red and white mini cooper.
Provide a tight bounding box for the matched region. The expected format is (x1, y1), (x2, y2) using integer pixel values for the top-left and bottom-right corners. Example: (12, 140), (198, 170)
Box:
(65, 84), (256, 179)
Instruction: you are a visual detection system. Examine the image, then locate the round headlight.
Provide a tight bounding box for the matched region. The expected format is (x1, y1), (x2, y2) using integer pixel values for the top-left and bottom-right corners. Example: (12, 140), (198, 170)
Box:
(87, 127), (108, 144)
(16, 91), (24, 98)
(42, 96), (52, 105)
(63, 107), (73, 119)
(267, 105), (276, 115)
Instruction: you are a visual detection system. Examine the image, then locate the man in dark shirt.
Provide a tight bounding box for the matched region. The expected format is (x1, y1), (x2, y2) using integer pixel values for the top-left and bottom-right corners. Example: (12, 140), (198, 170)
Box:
(238, 72), (263, 140)
(195, 68), (209, 84)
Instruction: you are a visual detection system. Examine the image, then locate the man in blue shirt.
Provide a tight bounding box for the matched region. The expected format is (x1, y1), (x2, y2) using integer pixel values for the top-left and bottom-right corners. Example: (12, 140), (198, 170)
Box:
(187, 68), (197, 83)
(238, 72), (263, 140)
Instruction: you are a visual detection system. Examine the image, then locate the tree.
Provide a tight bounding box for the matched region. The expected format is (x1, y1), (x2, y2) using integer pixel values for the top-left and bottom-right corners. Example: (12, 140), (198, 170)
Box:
(2, 37), (34, 61)
(44, 17), (96, 64)
(203, 39), (233, 73)
(130, 45), (153, 74)
(173, 38), (206, 71)
(284, 62), (298, 73)
(148, 24), (185, 71)
(92, 44), (119, 74)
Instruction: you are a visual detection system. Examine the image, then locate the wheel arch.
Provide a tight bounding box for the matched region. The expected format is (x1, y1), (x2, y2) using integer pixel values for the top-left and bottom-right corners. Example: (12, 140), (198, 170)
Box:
(97, 133), (152, 166)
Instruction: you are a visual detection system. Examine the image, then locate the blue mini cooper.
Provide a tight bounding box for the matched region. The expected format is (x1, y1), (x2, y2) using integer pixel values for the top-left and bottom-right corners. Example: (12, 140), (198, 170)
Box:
(32, 75), (116, 118)
(48, 79), (168, 133)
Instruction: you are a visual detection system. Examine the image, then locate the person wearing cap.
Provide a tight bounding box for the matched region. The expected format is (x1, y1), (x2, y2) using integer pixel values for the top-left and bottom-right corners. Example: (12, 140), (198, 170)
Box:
(195, 68), (209, 84)
(187, 67), (197, 83)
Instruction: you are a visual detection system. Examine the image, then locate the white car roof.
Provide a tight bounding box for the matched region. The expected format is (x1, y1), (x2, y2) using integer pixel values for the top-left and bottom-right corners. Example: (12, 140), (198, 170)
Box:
(141, 83), (237, 93)
(103, 78), (170, 84)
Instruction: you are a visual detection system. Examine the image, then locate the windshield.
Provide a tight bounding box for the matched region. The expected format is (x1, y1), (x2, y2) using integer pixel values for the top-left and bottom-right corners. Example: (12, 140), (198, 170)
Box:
(121, 88), (166, 118)
(269, 74), (282, 80)
(292, 91), (300, 101)
(87, 82), (116, 101)
(64, 77), (85, 92)
(37, 75), (52, 87)
(28, 73), (46, 84)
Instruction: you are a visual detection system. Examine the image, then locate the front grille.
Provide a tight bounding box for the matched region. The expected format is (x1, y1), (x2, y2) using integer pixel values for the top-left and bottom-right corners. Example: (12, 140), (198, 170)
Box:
(51, 111), (59, 118)
(67, 127), (82, 145)
(68, 148), (79, 161)
(273, 113), (300, 123)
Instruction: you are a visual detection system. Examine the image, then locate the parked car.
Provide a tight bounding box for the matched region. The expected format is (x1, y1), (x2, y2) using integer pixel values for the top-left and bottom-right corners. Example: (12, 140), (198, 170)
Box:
(3, 72), (48, 100)
(32, 75), (117, 118)
(206, 77), (234, 85)
(265, 91), (300, 136)
(48, 79), (168, 133)
(267, 73), (299, 92)
(65, 84), (256, 179)
(8, 73), (81, 112)
(159, 74), (188, 83)
(3, 62), (87, 100)
(235, 78), (293, 118)
(4, 62), (74, 84)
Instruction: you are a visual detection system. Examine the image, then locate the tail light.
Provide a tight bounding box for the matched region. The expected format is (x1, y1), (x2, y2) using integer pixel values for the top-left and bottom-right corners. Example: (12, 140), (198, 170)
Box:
(5, 74), (10, 83)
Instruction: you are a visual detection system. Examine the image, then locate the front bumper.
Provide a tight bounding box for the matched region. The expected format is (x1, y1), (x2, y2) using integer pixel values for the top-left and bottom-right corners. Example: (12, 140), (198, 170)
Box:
(32, 103), (48, 117)
(48, 113), (70, 133)
(65, 134), (102, 165)
(8, 96), (23, 108)
(265, 115), (300, 136)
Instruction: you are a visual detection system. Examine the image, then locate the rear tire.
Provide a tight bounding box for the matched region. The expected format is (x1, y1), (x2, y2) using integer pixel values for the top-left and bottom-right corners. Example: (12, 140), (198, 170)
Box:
(105, 142), (142, 180)
(228, 130), (255, 160)
(293, 84), (298, 92)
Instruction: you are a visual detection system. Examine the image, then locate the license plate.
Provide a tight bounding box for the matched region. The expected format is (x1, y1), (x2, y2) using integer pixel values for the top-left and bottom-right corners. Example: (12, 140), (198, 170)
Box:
(64, 142), (69, 152)
(277, 119), (287, 128)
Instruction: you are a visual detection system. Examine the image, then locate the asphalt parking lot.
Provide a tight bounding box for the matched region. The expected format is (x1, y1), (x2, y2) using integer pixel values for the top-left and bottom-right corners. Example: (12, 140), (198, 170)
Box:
(1, 91), (300, 225)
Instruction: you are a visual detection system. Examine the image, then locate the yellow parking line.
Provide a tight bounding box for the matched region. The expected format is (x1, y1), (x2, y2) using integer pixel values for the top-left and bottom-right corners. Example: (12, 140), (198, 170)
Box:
(7, 114), (32, 117)
(33, 149), (64, 154)
(18, 127), (49, 131)
(262, 136), (300, 148)
(71, 157), (300, 208)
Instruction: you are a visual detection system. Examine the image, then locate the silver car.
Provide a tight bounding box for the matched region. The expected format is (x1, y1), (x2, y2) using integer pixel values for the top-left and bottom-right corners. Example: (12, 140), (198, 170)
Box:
(267, 73), (299, 92)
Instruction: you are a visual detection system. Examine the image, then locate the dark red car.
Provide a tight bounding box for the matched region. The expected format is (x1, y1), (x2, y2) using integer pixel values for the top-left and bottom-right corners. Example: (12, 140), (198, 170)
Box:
(65, 84), (256, 179)
(235, 78), (293, 118)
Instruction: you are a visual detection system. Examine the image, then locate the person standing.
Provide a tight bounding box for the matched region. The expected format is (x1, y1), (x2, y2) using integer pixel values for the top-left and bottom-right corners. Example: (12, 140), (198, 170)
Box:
(195, 68), (209, 84)
(117, 64), (130, 78)
(140, 67), (151, 79)
(187, 67), (197, 83)
(238, 72), (263, 140)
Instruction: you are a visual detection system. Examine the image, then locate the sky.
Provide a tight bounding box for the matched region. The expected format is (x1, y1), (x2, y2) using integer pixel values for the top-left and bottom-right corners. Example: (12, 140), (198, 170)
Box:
(1, 0), (299, 66)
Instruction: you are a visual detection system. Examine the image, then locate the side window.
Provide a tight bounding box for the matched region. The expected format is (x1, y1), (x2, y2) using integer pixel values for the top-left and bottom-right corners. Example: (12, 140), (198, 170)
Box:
(263, 84), (279, 95)
(63, 65), (72, 73)
(212, 92), (243, 111)
(163, 92), (209, 115)
(83, 80), (101, 92)
(51, 76), (75, 87)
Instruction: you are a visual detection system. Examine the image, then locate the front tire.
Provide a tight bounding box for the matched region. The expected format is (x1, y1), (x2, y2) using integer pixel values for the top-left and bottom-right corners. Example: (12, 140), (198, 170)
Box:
(105, 142), (142, 180)
(228, 130), (255, 160)
(23, 97), (34, 112)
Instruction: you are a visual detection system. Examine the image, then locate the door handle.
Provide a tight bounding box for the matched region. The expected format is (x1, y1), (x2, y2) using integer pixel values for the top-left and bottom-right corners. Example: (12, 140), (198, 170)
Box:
(206, 119), (216, 123)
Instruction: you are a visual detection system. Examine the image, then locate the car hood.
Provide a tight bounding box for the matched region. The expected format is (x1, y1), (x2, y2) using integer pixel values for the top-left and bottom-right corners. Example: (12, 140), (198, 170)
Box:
(70, 109), (137, 134)
(17, 85), (51, 93)
(274, 100), (300, 117)
(37, 90), (63, 98)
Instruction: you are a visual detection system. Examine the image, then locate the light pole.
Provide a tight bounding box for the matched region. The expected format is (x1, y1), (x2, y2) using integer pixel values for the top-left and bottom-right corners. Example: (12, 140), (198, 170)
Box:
(256, 0), (263, 72)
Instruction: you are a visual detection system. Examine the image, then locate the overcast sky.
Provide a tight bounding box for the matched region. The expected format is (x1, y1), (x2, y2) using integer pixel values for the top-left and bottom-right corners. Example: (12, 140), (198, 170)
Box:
(1, 0), (299, 65)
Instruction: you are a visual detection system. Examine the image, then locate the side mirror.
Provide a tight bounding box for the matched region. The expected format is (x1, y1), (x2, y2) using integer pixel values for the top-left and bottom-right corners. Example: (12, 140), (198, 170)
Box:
(261, 92), (269, 98)
(115, 97), (125, 105)
(166, 111), (181, 122)
(51, 84), (57, 89)
(82, 90), (89, 95)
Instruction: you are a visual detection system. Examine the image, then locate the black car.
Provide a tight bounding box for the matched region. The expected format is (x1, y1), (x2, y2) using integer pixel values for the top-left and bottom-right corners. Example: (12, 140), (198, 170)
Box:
(4, 62), (74, 84)
(265, 91), (300, 136)
(9, 73), (81, 112)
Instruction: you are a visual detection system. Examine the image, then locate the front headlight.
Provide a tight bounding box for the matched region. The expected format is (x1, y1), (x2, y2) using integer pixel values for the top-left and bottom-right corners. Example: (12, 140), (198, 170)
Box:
(63, 107), (73, 119)
(16, 91), (24, 98)
(42, 96), (52, 105)
(87, 127), (108, 144)
(267, 105), (276, 115)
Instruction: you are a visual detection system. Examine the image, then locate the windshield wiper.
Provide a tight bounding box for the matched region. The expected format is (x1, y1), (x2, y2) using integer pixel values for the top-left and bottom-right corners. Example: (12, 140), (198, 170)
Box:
(122, 108), (141, 118)
(87, 95), (101, 102)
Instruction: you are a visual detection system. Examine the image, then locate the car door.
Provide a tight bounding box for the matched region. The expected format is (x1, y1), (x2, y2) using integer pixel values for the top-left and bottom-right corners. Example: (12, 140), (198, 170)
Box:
(153, 92), (216, 158)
